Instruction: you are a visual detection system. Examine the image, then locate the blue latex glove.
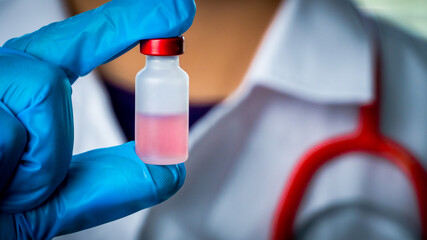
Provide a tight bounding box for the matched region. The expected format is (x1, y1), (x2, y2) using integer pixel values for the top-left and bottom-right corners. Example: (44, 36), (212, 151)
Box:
(0, 0), (195, 239)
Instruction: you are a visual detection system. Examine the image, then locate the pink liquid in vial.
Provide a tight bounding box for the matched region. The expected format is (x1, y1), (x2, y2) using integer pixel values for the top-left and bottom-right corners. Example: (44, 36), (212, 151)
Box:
(135, 113), (188, 165)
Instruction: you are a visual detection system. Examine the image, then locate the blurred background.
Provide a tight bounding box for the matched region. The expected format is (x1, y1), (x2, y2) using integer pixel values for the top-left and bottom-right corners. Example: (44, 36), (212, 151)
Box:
(1, 0), (427, 239)
(356, 0), (427, 40)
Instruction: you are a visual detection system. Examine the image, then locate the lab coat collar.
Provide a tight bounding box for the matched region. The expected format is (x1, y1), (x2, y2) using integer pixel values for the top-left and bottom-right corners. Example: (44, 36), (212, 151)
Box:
(244, 0), (375, 104)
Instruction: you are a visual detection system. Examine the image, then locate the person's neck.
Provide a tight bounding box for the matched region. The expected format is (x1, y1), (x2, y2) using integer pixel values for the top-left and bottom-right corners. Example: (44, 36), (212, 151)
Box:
(181, 0), (282, 103)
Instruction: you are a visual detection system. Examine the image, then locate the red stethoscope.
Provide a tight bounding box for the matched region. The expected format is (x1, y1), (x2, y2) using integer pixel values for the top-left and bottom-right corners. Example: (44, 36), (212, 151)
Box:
(271, 32), (427, 239)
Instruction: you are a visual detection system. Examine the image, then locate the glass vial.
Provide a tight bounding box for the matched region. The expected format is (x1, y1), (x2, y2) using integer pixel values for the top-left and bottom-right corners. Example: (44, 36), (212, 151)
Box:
(135, 37), (188, 165)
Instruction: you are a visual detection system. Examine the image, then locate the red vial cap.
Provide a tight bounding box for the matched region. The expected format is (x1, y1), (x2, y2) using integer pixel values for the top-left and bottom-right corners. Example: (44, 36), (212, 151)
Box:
(140, 37), (184, 56)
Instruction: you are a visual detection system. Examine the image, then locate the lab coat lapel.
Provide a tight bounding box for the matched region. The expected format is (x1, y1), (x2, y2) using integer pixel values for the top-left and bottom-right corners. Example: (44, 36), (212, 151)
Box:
(246, 0), (374, 104)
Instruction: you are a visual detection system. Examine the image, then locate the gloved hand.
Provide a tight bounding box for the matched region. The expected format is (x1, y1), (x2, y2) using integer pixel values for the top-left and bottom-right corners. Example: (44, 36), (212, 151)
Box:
(0, 0), (195, 239)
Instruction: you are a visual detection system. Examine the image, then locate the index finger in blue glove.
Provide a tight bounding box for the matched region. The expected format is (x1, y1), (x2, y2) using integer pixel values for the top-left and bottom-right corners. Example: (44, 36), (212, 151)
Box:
(3, 0), (196, 82)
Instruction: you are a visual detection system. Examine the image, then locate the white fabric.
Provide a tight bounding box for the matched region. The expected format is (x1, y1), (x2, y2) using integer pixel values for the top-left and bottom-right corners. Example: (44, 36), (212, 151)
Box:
(1, 1), (148, 239)
(247, 0), (374, 104)
(141, 0), (427, 239)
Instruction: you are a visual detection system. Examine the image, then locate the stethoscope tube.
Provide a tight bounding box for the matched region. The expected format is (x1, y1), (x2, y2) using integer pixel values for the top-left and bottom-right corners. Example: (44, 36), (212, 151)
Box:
(271, 25), (427, 240)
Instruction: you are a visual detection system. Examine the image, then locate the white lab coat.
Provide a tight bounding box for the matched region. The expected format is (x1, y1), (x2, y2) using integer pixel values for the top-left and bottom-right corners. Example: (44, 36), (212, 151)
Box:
(140, 0), (427, 239)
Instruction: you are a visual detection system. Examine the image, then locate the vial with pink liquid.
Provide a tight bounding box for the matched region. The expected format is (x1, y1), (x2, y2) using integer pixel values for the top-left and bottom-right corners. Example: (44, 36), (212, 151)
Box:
(135, 37), (188, 165)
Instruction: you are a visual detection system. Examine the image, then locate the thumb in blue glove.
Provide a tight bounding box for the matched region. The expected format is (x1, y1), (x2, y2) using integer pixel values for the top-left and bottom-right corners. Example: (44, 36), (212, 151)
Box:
(1, 143), (185, 239)
(0, 0), (195, 238)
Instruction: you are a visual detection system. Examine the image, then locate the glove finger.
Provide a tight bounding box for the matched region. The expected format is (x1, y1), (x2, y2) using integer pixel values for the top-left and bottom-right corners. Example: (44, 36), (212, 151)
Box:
(0, 52), (73, 213)
(3, 0), (196, 83)
(0, 102), (26, 194)
(8, 142), (185, 239)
